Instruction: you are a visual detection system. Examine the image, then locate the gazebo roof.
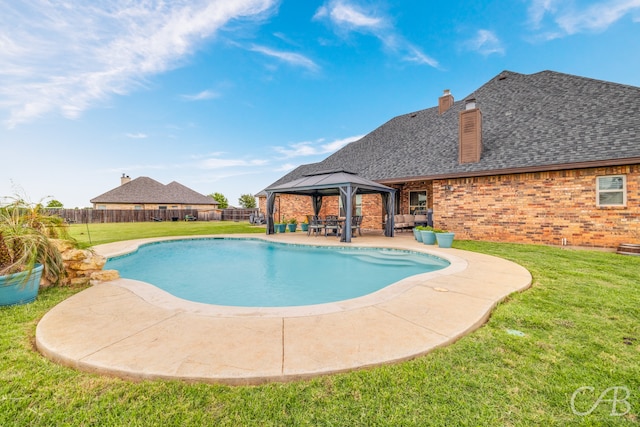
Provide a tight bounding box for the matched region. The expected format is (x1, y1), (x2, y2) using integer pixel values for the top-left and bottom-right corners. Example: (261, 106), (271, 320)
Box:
(264, 169), (395, 196)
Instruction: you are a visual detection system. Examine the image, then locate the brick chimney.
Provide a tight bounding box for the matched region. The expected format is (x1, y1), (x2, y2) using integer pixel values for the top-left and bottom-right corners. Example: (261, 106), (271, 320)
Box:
(120, 173), (131, 185)
(458, 98), (482, 164)
(438, 89), (454, 115)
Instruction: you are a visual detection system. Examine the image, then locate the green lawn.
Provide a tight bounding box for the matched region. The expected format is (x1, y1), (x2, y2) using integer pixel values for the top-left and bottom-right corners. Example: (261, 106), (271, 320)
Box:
(68, 220), (265, 248)
(2, 224), (640, 425)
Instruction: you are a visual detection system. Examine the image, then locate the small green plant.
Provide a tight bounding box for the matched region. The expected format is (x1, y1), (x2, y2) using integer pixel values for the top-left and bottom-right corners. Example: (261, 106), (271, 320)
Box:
(416, 225), (442, 232)
(288, 217), (298, 225)
(0, 195), (73, 285)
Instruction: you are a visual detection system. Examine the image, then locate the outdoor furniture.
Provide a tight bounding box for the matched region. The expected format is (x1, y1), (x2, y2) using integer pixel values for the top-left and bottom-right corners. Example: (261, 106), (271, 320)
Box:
(393, 214), (415, 232)
(324, 215), (341, 237)
(249, 212), (265, 225)
(151, 217), (163, 222)
(414, 213), (428, 227)
(184, 215), (196, 221)
(351, 215), (363, 237)
(306, 215), (325, 236)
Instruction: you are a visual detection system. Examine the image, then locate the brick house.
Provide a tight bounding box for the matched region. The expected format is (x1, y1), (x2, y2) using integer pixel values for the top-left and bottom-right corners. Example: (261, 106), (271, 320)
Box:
(260, 70), (640, 248)
(91, 175), (218, 211)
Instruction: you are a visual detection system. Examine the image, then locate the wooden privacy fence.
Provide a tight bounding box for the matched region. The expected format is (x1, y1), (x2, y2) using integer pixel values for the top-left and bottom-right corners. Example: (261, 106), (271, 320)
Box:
(48, 209), (223, 224)
(47, 209), (259, 223)
(220, 209), (259, 221)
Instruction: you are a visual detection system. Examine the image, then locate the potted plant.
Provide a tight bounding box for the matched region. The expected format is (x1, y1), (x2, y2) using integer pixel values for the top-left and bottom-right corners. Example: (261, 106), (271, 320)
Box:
(435, 229), (455, 248)
(419, 226), (437, 245)
(287, 217), (298, 233)
(300, 218), (309, 233)
(0, 197), (70, 306)
(414, 226), (424, 242)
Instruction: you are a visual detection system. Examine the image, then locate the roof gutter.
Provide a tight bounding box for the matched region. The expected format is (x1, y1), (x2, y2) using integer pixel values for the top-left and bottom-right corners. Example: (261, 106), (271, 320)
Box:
(377, 157), (640, 184)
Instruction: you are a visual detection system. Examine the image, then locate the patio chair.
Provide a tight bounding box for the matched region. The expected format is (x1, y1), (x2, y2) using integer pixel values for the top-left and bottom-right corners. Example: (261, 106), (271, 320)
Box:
(324, 216), (341, 237)
(350, 215), (363, 237)
(306, 215), (325, 236)
(184, 214), (196, 221)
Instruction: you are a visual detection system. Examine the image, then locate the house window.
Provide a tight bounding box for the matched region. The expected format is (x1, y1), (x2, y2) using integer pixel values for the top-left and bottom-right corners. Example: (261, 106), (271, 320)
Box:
(159, 206), (167, 210)
(409, 191), (427, 213)
(597, 175), (626, 207)
(171, 205), (178, 209)
(134, 205), (142, 210)
(339, 194), (362, 217)
(97, 205), (106, 210)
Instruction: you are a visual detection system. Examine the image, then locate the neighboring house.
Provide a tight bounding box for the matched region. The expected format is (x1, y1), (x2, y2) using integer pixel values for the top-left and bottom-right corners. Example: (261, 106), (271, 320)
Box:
(260, 70), (640, 248)
(91, 175), (218, 211)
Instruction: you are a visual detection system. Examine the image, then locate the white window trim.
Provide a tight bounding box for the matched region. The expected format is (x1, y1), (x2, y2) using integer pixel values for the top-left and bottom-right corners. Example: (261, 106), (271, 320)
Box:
(596, 175), (627, 207)
(339, 194), (362, 217)
(409, 190), (428, 214)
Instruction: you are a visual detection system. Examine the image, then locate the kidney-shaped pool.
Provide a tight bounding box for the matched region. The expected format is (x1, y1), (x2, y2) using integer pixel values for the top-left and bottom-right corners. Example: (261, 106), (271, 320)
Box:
(105, 238), (450, 307)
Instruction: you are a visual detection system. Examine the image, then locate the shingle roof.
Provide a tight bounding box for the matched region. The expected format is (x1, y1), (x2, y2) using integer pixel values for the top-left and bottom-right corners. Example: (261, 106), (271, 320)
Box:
(269, 70), (640, 187)
(90, 177), (218, 205)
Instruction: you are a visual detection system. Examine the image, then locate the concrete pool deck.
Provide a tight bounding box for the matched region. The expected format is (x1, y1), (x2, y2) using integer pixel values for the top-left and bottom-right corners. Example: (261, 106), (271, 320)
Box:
(35, 233), (532, 385)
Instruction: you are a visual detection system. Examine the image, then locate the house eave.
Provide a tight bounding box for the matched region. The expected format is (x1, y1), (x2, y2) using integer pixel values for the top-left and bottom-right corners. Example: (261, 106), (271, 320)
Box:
(377, 158), (640, 184)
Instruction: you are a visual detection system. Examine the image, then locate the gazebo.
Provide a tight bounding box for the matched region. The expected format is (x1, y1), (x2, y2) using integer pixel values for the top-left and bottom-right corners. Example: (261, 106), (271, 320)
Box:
(264, 170), (396, 242)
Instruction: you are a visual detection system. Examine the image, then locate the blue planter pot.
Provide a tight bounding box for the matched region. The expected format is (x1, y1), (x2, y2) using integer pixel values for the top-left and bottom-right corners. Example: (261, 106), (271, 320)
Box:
(420, 230), (436, 245)
(436, 232), (455, 248)
(275, 224), (286, 233)
(301, 223), (309, 232)
(414, 229), (424, 242)
(287, 224), (298, 233)
(0, 264), (43, 306)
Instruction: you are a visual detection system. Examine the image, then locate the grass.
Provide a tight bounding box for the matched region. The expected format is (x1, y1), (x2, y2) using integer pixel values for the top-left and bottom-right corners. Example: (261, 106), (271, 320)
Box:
(67, 220), (265, 248)
(2, 224), (640, 425)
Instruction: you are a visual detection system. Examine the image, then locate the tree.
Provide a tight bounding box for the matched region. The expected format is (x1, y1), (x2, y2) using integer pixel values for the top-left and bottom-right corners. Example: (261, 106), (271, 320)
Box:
(209, 192), (228, 209)
(46, 199), (63, 208)
(238, 194), (256, 209)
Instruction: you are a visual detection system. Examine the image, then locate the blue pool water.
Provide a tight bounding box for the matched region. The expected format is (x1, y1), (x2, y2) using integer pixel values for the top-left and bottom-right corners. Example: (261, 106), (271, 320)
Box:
(105, 238), (449, 307)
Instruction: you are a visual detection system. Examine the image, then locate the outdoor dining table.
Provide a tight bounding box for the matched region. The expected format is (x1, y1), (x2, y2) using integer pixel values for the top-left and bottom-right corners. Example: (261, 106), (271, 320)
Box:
(315, 217), (345, 237)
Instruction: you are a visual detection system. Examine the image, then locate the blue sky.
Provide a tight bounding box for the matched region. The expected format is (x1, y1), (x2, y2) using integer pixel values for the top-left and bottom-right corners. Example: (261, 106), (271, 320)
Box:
(1, 0), (639, 208)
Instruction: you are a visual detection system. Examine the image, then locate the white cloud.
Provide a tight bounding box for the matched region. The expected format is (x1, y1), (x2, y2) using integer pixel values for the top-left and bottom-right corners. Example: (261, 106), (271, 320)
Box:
(249, 45), (319, 71)
(0, 0), (277, 128)
(527, 0), (560, 28)
(314, 0), (438, 68)
(526, 0), (640, 37)
(317, 1), (384, 29)
(181, 90), (221, 101)
(126, 132), (149, 139)
(199, 157), (269, 169)
(464, 30), (505, 56)
(402, 45), (440, 67)
(557, 0), (640, 34)
(272, 134), (363, 158)
(275, 163), (298, 172)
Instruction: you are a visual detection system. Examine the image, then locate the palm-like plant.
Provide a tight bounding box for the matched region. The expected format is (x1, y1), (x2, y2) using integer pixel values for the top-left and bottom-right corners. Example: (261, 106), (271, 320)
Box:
(0, 197), (71, 285)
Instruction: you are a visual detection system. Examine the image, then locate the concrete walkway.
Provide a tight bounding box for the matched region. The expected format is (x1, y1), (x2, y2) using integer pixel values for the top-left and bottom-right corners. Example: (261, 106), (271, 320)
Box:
(36, 233), (531, 385)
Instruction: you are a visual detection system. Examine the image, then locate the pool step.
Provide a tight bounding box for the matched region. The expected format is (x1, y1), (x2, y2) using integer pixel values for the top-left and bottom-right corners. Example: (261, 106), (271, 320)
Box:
(343, 251), (446, 267)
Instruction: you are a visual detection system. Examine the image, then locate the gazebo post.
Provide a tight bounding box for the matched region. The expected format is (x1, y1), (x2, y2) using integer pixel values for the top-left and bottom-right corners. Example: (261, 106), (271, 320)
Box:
(266, 191), (276, 235)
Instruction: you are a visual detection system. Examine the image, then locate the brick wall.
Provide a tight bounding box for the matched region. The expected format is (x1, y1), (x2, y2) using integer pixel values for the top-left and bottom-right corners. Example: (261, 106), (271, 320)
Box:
(433, 165), (639, 248)
(259, 194), (386, 230)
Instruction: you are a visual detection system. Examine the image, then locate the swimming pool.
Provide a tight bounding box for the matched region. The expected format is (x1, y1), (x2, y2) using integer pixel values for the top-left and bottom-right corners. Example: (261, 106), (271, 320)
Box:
(105, 238), (450, 307)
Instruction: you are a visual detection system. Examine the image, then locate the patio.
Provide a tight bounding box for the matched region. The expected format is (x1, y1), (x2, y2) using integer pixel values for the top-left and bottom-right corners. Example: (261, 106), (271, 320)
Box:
(35, 232), (531, 385)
